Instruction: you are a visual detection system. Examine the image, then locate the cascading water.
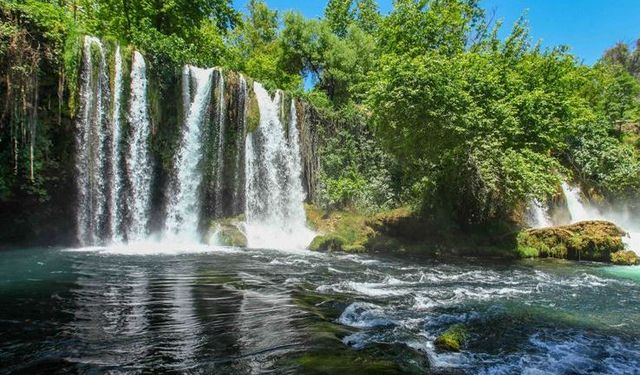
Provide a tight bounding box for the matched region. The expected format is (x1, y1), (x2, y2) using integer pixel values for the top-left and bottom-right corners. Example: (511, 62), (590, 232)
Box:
(108, 46), (123, 242)
(561, 182), (592, 222)
(244, 82), (315, 250)
(526, 199), (552, 228)
(75, 36), (111, 246)
(73, 37), (315, 250)
(561, 182), (640, 255)
(232, 75), (247, 215)
(125, 51), (153, 242)
(165, 66), (214, 239)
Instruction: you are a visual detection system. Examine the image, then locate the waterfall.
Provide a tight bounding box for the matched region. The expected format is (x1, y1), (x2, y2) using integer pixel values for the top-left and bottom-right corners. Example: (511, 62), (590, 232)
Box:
(561, 182), (592, 222)
(75, 36), (111, 246)
(125, 51), (153, 242)
(108, 46), (124, 242)
(165, 66), (214, 239)
(244, 83), (315, 250)
(561, 182), (640, 255)
(232, 75), (247, 214)
(526, 200), (552, 228)
(72, 37), (318, 250)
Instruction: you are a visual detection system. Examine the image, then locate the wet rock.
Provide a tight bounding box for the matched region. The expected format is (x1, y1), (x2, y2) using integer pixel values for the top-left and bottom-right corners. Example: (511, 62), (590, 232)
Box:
(611, 250), (640, 265)
(209, 217), (247, 247)
(342, 244), (366, 253)
(309, 234), (346, 252)
(517, 220), (626, 262)
(435, 324), (467, 352)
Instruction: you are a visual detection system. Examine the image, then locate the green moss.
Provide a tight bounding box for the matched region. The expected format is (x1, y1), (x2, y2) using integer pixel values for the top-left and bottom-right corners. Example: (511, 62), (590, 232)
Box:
(309, 234), (346, 252)
(434, 324), (467, 352)
(365, 234), (403, 252)
(611, 250), (640, 265)
(516, 244), (540, 258)
(246, 90), (260, 133)
(63, 32), (82, 114)
(517, 221), (626, 262)
(305, 204), (375, 251)
(343, 244), (366, 253)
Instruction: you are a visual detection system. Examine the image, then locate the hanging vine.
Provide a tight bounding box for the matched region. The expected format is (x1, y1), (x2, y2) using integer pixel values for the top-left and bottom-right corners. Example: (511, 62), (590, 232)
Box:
(0, 10), (41, 183)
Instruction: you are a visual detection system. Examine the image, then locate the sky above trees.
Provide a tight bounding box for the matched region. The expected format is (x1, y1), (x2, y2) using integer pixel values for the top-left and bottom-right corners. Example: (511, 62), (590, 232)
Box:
(232, 0), (640, 65)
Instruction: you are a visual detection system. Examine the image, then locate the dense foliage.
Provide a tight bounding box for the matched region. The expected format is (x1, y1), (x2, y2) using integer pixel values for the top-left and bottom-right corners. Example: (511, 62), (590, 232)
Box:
(1, 0), (640, 239)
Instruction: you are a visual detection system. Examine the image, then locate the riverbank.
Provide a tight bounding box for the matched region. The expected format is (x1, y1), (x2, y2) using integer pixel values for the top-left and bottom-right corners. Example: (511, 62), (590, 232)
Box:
(304, 205), (640, 265)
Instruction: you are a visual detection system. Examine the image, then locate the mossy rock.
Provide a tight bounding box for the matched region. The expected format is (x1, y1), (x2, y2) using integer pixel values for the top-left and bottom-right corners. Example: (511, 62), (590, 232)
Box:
(517, 220), (626, 262)
(246, 91), (260, 133)
(434, 324), (467, 352)
(611, 250), (640, 265)
(343, 244), (366, 253)
(365, 234), (404, 252)
(209, 218), (247, 247)
(304, 204), (375, 252)
(215, 226), (247, 247)
(308, 234), (346, 252)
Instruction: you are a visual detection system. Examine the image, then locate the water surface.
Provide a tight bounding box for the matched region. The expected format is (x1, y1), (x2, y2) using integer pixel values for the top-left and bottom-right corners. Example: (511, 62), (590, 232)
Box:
(1, 246), (639, 374)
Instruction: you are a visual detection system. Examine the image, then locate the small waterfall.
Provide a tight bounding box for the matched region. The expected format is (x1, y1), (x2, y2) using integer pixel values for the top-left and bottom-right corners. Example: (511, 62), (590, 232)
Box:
(561, 182), (640, 255)
(75, 36), (111, 246)
(561, 182), (592, 222)
(526, 200), (552, 228)
(232, 75), (247, 214)
(165, 66), (214, 239)
(245, 83), (315, 249)
(108, 45), (124, 242)
(125, 51), (153, 242)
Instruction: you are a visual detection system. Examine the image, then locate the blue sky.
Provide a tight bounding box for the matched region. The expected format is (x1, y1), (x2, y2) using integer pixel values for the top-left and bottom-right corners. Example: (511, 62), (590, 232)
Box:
(232, 0), (640, 65)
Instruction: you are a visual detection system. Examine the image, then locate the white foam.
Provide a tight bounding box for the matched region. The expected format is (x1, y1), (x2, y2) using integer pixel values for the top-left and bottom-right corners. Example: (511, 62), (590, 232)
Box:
(337, 302), (395, 328)
(316, 280), (409, 297)
(62, 239), (234, 256)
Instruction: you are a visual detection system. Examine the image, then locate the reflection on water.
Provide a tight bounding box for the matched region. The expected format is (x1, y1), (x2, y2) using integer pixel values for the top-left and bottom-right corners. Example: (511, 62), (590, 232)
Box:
(1, 247), (640, 374)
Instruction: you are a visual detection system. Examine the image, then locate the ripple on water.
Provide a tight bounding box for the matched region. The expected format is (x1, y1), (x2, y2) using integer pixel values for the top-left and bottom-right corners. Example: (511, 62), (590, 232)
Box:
(2, 248), (640, 374)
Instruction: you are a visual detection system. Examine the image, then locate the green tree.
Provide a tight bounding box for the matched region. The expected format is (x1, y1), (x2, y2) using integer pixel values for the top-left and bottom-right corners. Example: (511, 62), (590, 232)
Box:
(602, 39), (640, 79)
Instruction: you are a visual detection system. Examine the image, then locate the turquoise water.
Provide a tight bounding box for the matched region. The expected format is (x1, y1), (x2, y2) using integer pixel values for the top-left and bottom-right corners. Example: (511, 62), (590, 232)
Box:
(1, 247), (639, 374)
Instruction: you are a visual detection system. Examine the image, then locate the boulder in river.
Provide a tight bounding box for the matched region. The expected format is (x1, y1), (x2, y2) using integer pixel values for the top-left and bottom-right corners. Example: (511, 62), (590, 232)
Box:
(434, 324), (467, 352)
(209, 217), (247, 247)
(611, 250), (640, 265)
(309, 234), (346, 252)
(517, 220), (626, 262)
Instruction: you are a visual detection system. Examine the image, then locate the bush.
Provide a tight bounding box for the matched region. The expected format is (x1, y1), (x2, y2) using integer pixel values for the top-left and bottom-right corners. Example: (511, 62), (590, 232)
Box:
(517, 221), (626, 261)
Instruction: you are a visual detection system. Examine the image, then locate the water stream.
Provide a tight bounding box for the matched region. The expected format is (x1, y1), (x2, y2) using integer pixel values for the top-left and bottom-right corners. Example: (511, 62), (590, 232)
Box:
(74, 36), (111, 245)
(125, 51), (153, 242)
(245, 83), (315, 249)
(165, 66), (214, 240)
(108, 45), (123, 242)
(562, 182), (640, 254)
(526, 199), (552, 228)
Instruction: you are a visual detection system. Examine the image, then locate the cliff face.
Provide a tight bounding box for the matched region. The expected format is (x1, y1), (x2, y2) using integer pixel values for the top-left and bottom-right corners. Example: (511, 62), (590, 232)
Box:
(297, 101), (321, 204)
(0, 7), (77, 246)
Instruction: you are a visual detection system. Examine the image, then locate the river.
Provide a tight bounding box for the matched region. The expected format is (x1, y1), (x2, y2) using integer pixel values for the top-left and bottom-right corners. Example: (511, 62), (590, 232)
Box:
(1, 246), (639, 374)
